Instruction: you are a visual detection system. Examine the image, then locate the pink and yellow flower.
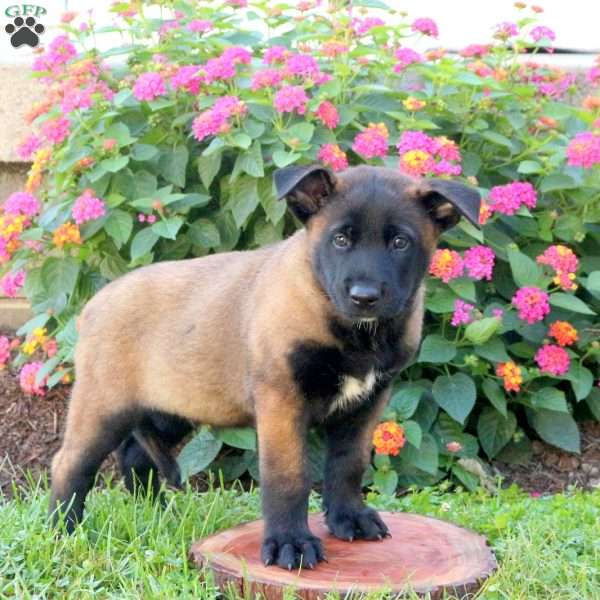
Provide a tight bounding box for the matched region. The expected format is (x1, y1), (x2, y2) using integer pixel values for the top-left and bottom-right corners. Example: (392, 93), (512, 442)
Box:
(464, 245), (495, 281)
(411, 18), (438, 37)
(487, 181), (537, 215)
(548, 321), (578, 347)
(41, 117), (71, 145)
(429, 249), (464, 283)
(451, 299), (475, 327)
(3, 192), (40, 218)
(192, 96), (247, 141)
(273, 85), (309, 115)
(496, 361), (523, 392)
(315, 101), (339, 129)
(53, 222), (82, 248)
(0, 269), (25, 298)
(352, 123), (388, 159)
(393, 48), (423, 72)
(566, 132), (600, 168)
(72, 189), (106, 225)
(536, 245), (578, 291)
(373, 421), (405, 456)
(535, 344), (570, 376)
(19, 362), (47, 396)
(133, 72), (167, 101)
(317, 144), (348, 172)
(511, 287), (550, 324)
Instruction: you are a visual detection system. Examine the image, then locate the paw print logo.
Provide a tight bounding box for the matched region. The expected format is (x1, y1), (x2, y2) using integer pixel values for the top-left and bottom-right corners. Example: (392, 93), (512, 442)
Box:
(5, 16), (45, 48)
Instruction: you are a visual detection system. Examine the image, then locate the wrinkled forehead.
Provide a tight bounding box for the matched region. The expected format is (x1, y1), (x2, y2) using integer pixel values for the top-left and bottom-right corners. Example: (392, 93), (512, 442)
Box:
(322, 167), (428, 233)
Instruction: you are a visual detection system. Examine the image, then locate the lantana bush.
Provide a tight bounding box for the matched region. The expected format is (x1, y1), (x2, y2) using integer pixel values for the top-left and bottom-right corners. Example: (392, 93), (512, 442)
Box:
(1, 0), (599, 493)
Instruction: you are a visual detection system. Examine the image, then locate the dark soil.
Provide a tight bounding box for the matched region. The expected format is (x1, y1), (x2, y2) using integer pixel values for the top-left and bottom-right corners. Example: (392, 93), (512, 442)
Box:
(1, 333), (599, 496)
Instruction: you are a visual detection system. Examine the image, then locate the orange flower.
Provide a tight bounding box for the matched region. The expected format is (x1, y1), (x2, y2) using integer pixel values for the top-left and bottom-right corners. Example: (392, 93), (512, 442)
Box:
(496, 361), (523, 392)
(479, 200), (492, 225)
(403, 97), (426, 111)
(53, 222), (81, 248)
(373, 421), (405, 456)
(548, 321), (578, 347)
(583, 96), (600, 111)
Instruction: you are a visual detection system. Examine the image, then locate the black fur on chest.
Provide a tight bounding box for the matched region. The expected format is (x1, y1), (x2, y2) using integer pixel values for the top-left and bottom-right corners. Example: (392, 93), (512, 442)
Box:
(288, 317), (412, 419)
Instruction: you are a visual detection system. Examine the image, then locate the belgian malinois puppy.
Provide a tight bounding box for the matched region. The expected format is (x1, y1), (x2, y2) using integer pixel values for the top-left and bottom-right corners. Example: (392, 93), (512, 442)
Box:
(49, 165), (480, 569)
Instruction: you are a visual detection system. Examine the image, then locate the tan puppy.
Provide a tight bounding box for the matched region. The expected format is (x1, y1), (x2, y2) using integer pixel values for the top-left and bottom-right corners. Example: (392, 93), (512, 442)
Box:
(50, 165), (480, 570)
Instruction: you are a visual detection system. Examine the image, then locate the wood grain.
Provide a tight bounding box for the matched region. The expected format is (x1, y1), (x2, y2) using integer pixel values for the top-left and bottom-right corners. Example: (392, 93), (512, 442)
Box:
(190, 512), (497, 599)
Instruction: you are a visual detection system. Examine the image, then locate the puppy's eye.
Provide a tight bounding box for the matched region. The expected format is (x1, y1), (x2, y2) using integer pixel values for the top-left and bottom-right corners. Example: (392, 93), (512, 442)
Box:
(391, 235), (410, 251)
(333, 233), (350, 248)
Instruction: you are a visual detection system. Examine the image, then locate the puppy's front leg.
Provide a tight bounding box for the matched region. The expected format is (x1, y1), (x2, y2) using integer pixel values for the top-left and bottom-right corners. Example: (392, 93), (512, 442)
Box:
(255, 384), (324, 569)
(323, 390), (391, 541)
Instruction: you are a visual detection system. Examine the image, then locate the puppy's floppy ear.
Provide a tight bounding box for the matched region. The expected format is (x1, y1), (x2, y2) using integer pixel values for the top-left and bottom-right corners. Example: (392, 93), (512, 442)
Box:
(420, 178), (481, 232)
(274, 165), (337, 223)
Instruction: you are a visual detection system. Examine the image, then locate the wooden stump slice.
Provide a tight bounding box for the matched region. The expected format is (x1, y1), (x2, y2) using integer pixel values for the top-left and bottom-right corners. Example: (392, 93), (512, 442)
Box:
(190, 512), (497, 599)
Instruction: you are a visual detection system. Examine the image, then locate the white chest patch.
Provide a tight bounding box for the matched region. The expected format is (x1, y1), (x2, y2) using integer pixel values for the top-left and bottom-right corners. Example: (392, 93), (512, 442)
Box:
(328, 369), (378, 415)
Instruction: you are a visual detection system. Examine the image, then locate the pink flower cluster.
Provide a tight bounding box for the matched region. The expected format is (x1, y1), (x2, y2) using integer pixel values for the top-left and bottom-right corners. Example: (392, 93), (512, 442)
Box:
(460, 44), (491, 58)
(192, 96), (247, 141)
(566, 132), (600, 168)
(171, 65), (203, 94)
(251, 68), (283, 90)
(19, 361), (47, 396)
(412, 18), (438, 37)
(530, 26), (556, 42)
(495, 22), (519, 39)
(15, 135), (42, 160)
(394, 48), (423, 72)
(133, 72), (167, 101)
(318, 144), (348, 172)
(32, 35), (77, 73)
(534, 344), (570, 376)
(72, 189), (106, 225)
(511, 287), (550, 324)
(263, 46), (289, 65)
(204, 47), (252, 84)
(187, 19), (212, 33)
(487, 181), (537, 216)
(537, 245), (578, 291)
(352, 17), (385, 36)
(1, 269), (25, 298)
(3, 192), (40, 217)
(41, 117), (71, 145)
(451, 299), (475, 327)
(397, 131), (462, 177)
(352, 123), (389, 159)
(315, 101), (339, 129)
(464, 245), (495, 281)
(274, 85), (309, 115)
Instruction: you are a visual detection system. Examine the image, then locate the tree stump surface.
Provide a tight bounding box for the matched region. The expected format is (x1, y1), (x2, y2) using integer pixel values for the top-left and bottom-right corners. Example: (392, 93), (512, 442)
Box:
(189, 512), (497, 599)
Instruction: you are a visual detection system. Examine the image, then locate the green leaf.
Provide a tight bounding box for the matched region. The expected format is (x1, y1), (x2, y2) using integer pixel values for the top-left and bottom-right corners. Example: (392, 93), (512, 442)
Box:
(397, 432), (438, 475)
(390, 383), (425, 419)
(215, 427), (257, 450)
(447, 278), (476, 302)
(104, 209), (133, 249)
(105, 122), (136, 147)
(158, 146), (189, 188)
(134, 170), (158, 197)
(197, 150), (223, 189)
(507, 245), (543, 288)
(234, 140), (264, 178)
(482, 379), (507, 418)
(188, 219), (220, 248)
(481, 130), (514, 151)
(100, 155), (130, 173)
(418, 334), (456, 363)
(130, 228), (159, 261)
(17, 313), (50, 337)
(432, 373), (476, 425)
(529, 409), (580, 453)
(540, 174), (576, 193)
(549, 293), (595, 315)
(477, 407), (516, 459)
(586, 389), (600, 420)
(177, 427), (223, 480)
(564, 363), (594, 402)
(373, 469), (398, 495)
(465, 317), (501, 345)
(152, 216), (183, 240)
(286, 122), (314, 144)
(231, 132), (252, 149)
(425, 287), (457, 313)
(272, 149), (301, 168)
(584, 271), (600, 298)
(258, 176), (286, 225)
(530, 387), (568, 412)
(131, 143), (159, 161)
(41, 257), (80, 298)
(475, 338), (510, 363)
(403, 420), (422, 449)
(228, 176), (260, 228)
(517, 160), (542, 174)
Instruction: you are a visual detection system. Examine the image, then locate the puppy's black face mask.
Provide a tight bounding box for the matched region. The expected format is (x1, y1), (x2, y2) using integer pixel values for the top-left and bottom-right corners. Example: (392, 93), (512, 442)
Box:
(274, 164), (481, 323)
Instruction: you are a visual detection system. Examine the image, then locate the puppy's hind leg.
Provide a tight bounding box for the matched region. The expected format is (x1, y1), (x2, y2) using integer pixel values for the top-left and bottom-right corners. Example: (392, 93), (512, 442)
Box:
(49, 383), (137, 532)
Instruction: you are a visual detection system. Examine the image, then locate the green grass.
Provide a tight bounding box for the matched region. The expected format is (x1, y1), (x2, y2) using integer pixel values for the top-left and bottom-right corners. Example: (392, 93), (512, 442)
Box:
(0, 476), (599, 599)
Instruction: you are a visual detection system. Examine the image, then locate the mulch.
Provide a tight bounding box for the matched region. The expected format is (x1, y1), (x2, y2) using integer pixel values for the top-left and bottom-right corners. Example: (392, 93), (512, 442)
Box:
(1, 338), (599, 497)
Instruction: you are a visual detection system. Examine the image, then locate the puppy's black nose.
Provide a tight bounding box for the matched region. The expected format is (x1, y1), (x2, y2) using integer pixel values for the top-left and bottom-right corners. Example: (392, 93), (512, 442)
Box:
(349, 284), (380, 308)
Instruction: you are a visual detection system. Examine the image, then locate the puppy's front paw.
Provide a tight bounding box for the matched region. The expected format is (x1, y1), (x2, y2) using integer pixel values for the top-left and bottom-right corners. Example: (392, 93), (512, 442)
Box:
(326, 506), (389, 541)
(261, 531), (325, 570)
